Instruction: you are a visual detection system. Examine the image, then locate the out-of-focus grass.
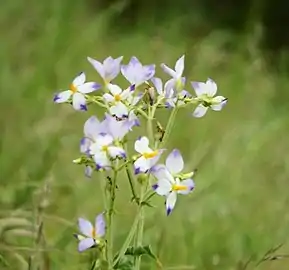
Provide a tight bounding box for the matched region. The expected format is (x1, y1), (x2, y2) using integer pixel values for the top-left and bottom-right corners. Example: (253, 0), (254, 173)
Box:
(1, 0), (289, 269)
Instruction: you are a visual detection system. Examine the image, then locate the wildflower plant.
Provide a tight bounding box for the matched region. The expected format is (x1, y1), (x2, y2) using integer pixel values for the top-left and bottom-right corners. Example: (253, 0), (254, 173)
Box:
(53, 55), (227, 269)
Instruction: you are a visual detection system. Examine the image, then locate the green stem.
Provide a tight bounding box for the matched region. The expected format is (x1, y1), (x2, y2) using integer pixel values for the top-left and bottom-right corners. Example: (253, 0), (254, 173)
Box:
(159, 106), (179, 148)
(107, 169), (117, 270)
(125, 164), (139, 203)
(113, 211), (141, 267)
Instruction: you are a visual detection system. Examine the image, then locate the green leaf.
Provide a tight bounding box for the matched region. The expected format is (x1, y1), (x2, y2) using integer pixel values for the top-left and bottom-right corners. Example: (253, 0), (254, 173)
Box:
(124, 245), (162, 268)
(114, 256), (134, 270)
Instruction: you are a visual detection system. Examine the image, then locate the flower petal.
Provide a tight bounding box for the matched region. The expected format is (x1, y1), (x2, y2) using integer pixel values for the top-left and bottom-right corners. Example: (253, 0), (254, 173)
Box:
(177, 178), (195, 195)
(153, 177), (172, 196)
(103, 93), (115, 103)
(134, 156), (149, 174)
(78, 82), (101, 94)
(166, 192), (177, 215)
(152, 164), (174, 182)
(95, 213), (105, 237)
(211, 96), (227, 111)
(107, 83), (122, 95)
(161, 63), (176, 78)
(175, 55), (185, 78)
(151, 77), (163, 95)
(80, 137), (92, 154)
(143, 65), (155, 81)
(78, 218), (93, 237)
(206, 78), (217, 97)
(87, 57), (105, 79)
(84, 166), (93, 178)
(109, 102), (128, 118)
(191, 82), (207, 97)
(134, 136), (150, 154)
(166, 149), (184, 174)
(103, 56), (123, 82)
(193, 104), (208, 118)
(73, 72), (86, 87)
(72, 93), (87, 111)
(84, 116), (103, 140)
(53, 90), (72, 103)
(108, 146), (126, 159)
(96, 133), (113, 147)
(93, 151), (111, 169)
(78, 238), (95, 252)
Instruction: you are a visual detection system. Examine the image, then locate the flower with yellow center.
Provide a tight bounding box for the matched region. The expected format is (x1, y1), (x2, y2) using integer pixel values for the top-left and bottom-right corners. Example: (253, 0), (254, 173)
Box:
(134, 136), (163, 174)
(152, 149), (195, 215)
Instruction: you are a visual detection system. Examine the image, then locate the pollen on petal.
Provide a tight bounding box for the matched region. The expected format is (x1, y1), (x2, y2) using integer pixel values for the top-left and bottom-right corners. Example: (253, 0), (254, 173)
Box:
(143, 150), (158, 159)
(172, 184), (188, 192)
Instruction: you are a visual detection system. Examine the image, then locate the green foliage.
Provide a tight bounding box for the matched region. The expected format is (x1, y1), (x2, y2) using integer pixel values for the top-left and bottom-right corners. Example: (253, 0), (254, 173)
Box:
(1, 0), (289, 269)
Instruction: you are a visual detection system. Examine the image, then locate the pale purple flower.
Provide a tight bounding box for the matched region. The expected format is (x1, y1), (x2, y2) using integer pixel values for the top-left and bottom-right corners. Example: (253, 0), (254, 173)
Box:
(152, 149), (195, 215)
(121, 57), (155, 87)
(134, 136), (163, 174)
(75, 213), (105, 252)
(161, 55), (186, 91)
(191, 78), (227, 118)
(53, 72), (100, 111)
(87, 56), (123, 83)
(151, 77), (189, 108)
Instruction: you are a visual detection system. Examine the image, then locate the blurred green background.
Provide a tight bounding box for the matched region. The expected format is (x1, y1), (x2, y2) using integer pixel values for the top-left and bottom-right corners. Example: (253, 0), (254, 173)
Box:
(1, 0), (289, 269)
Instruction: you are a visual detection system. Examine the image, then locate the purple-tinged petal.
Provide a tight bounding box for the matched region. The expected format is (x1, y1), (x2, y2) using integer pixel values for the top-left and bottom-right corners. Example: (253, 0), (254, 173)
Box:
(206, 78), (217, 97)
(191, 82), (207, 97)
(193, 104), (208, 118)
(165, 192), (177, 216)
(78, 218), (93, 237)
(85, 166), (93, 178)
(152, 184), (158, 190)
(175, 55), (185, 78)
(87, 57), (105, 79)
(103, 56), (123, 82)
(80, 137), (93, 154)
(95, 213), (105, 237)
(151, 77), (163, 95)
(73, 72), (86, 87)
(177, 179), (195, 195)
(143, 65), (155, 81)
(78, 82), (101, 94)
(166, 149), (184, 174)
(53, 90), (72, 103)
(161, 63), (176, 78)
(73, 93), (87, 111)
(78, 238), (95, 252)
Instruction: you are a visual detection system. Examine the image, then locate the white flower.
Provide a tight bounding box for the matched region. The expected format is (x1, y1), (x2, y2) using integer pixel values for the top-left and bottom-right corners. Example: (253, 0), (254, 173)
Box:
(152, 149), (195, 215)
(191, 78), (227, 118)
(103, 84), (134, 118)
(134, 137), (163, 174)
(53, 72), (100, 111)
(89, 133), (126, 169)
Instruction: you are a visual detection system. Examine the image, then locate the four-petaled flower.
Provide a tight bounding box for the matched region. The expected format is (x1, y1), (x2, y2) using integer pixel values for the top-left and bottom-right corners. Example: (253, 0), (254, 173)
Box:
(75, 213), (105, 252)
(152, 149), (195, 215)
(121, 57), (155, 87)
(103, 84), (135, 118)
(87, 56), (123, 84)
(89, 133), (126, 169)
(191, 78), (227, 118)
(134, 136), (163, 174)
(161, 55), (185, 92)
(53, 72), (100, 111)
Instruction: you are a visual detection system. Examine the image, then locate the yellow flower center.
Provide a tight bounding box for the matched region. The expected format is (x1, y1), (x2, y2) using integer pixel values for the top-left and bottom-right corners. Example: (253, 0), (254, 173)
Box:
(114, 94), (121, 102)
(143, 151), (158, 159)
(102, 145), (108, 152)
(91, 228), (96, 239)
(172, 184), (187, 192)
(70, 83), (77, 93)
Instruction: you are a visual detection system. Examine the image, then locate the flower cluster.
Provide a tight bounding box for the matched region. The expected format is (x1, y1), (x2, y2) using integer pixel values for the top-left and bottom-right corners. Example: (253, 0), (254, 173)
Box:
(53, 55), (227, 257)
